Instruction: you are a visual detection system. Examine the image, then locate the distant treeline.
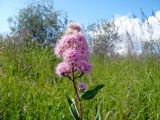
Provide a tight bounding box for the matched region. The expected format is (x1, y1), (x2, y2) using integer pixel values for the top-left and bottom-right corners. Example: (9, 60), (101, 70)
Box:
(0, 0), (160, 57)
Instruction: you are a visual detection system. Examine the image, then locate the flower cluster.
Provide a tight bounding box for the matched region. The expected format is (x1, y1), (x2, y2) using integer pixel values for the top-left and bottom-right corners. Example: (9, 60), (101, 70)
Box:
(55, 23), (91, 76)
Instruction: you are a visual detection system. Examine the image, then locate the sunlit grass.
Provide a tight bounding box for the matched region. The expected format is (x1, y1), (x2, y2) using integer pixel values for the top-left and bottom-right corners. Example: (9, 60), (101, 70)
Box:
(0, 43), (160, 119)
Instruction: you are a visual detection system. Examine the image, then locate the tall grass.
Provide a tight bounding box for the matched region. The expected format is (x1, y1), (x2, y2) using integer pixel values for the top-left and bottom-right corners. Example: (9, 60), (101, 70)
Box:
(0, 42), (160, 120)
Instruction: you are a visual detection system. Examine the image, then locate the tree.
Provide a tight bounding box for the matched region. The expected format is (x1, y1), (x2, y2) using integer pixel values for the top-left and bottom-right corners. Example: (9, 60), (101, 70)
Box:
(87, 20), (120, 56)
(8, 0), (68, 45)
(141, 39), (160, 57)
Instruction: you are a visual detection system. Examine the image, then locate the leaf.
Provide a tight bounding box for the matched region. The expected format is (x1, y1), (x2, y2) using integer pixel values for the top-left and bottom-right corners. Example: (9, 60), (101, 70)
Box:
(81, 84), (104, 100)
(95, 104), (101, 120)
(66, 93), (80, 120)
(94, 84), (105, 91)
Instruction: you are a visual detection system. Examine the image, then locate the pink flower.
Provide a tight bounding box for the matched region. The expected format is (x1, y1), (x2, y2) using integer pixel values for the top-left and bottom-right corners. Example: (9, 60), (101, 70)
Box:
(75, 33), (86, 45)
(56, 62), (72, 76)
(62, 34), (75, 47)
(78, 82), (87, 92)
(76, 44), (89, 60)
(63, 49), (80, 63)
(54, 44), (63, 57)
(69, 23), (81, 31)
(78, 60), (91, 73)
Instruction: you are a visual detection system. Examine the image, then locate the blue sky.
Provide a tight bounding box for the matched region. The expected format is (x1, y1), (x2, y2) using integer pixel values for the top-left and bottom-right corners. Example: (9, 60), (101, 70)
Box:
(0, 0), (160, 33)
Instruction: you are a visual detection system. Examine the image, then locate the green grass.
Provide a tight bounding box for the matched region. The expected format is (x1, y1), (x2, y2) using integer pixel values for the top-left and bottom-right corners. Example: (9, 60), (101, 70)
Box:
(0, 42), (160, 120)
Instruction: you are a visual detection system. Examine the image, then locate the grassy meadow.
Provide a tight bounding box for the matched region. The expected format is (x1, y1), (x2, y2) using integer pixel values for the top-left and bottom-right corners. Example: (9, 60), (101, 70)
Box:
(0, 42), (160, 120)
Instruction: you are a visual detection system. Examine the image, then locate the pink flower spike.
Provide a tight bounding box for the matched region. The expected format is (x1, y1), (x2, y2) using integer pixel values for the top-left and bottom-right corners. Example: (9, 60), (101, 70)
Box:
(54, 22), (92, 77)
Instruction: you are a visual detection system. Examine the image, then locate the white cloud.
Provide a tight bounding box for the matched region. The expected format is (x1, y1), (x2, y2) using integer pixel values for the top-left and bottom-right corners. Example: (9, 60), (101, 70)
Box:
(114, 11), (160, 55)
(87, 11), (160, 55)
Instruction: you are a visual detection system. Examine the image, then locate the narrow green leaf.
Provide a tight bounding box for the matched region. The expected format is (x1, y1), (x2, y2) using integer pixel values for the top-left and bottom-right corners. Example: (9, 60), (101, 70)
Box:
(81, 84), (104, 100)
(95, 104), (101, 120)
(66, 93), (80, 120)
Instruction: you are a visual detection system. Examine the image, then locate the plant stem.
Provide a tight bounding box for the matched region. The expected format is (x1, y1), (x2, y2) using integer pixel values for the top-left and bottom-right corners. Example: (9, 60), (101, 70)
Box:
(71, 64), (83, 120)
(72, 79), (83, 120)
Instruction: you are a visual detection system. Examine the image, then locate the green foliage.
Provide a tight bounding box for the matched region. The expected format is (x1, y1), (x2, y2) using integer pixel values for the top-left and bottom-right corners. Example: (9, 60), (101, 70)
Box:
(8, 0), (67, 44)
(141, 39), (160, 57)
(95, 104), (101, 120)
(87, 20), (120, 55)
(1, 41), (160, 119)
(81, 84), (104, 100)
(66, 94), (80, 120)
